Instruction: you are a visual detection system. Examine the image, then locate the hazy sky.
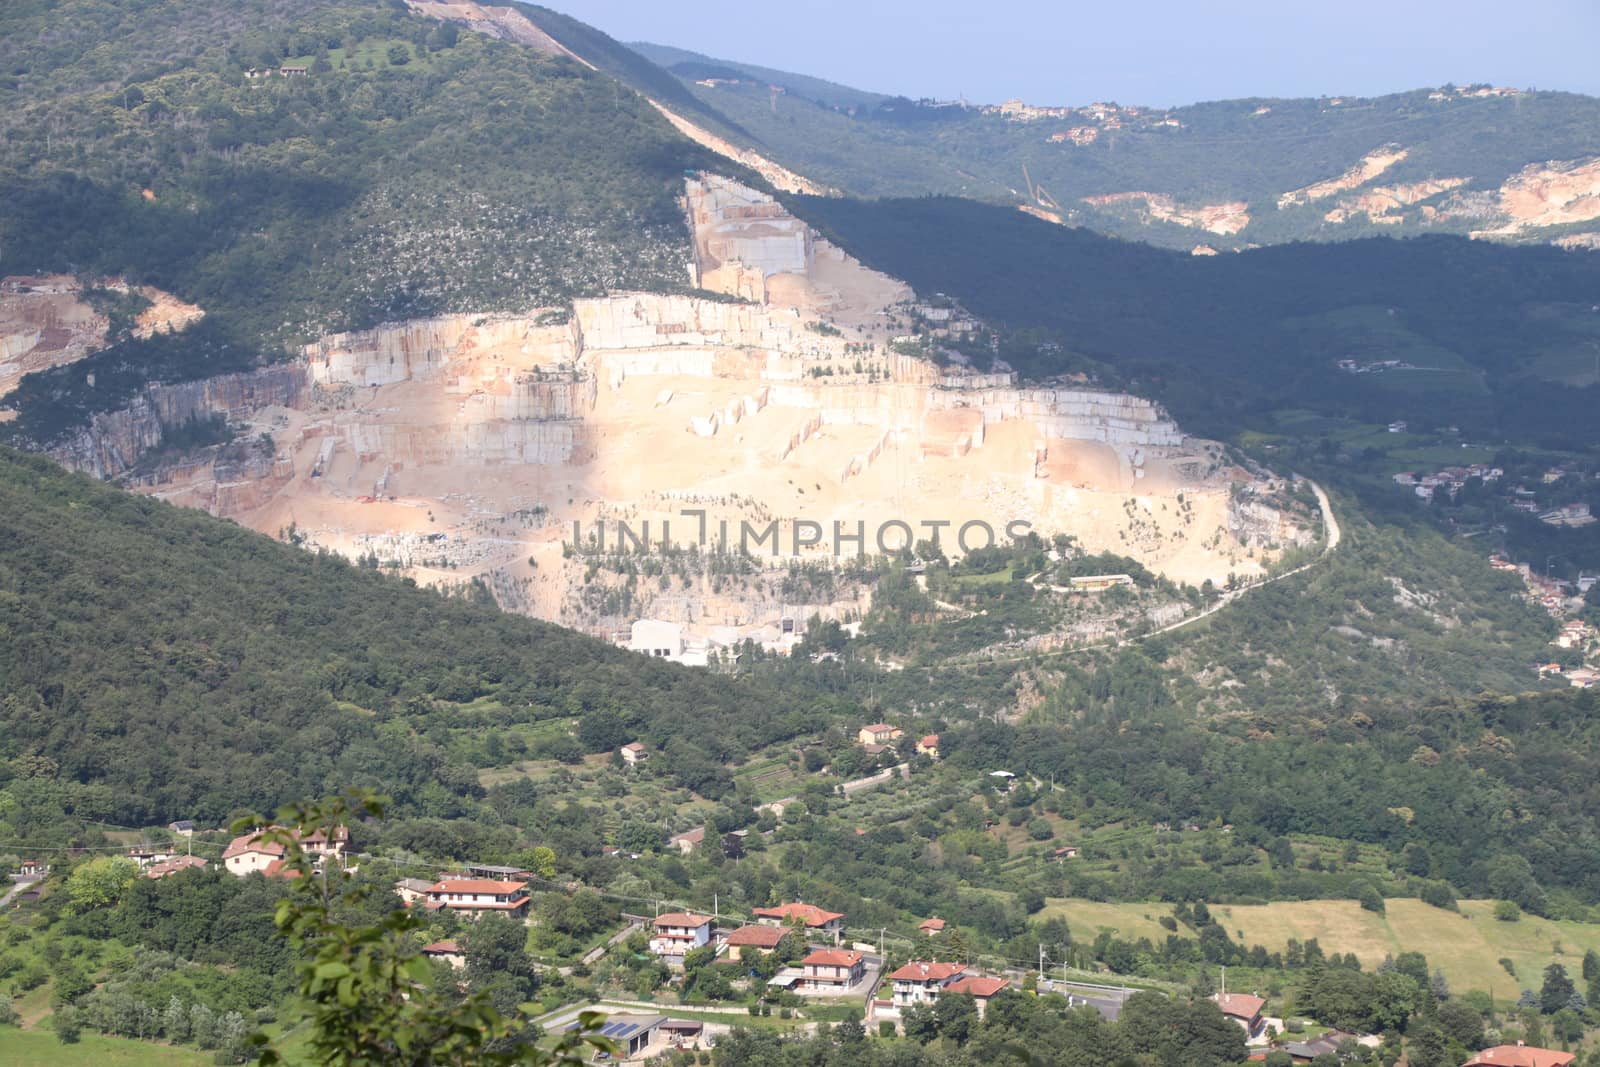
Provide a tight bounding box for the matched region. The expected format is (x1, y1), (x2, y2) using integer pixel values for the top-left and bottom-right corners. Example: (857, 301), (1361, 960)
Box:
(547, 1), (1600, 107)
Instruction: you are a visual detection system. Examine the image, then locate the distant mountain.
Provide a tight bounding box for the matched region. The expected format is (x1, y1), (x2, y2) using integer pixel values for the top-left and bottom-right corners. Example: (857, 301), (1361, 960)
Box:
(631, 45), (1600, 250)
(627, 41), (892, 113)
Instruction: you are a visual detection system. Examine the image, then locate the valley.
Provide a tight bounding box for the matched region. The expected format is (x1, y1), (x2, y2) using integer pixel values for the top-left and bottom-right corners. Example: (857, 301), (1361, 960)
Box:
(1, 2), (1598, 1066)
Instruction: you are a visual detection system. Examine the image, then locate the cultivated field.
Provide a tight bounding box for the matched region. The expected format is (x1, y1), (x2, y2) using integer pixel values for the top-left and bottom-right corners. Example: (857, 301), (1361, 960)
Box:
(1044, 897), (1600, 995)
(0, 1028), (211, 1066)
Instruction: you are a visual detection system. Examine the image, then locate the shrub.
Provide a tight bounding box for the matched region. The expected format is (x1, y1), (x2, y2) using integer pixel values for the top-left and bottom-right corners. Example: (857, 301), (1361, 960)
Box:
(1495, 901), (1522, 922)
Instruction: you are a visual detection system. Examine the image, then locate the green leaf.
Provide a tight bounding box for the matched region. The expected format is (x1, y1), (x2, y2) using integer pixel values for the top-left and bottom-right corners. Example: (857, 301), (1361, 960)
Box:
(315, 961), (352, 979)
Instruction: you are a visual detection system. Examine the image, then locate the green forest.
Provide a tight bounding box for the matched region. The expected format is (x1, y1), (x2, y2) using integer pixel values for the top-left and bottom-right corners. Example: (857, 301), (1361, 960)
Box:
(0, 0), (735, 441)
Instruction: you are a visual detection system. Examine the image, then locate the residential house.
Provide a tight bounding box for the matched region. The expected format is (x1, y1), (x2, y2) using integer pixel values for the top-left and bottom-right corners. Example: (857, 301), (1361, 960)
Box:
(127, 846), (177, 869)
(279, 65), (308, 77)
(916, 734), (941, 759)
(145, 856), (208, 879)
(800, 948), (865, 991)
(888, 961), (969, 1007)
(1463, 1046), (1576, 1067)
(753, 901), (846, 942)
(17, 860), (49, 878)
(1281, 1030), (1361, 1063)
(919, 917), (946, 936)
(620, 742), (648, 765)
(423, 878), (530, 919)
(668, 827), (705, 855)
(167, 820), (196, 837)
(422, 940), (465, 969)
(299, 826), (350, 863)
(650, 912), (713, 956)
(395, 877), (435, 906)
(1212, 992), (1266, 1038)
(944, 975), (1009, 1016)
(1051, 846), (1080, 860)
(723, 924), (787, 961)
(858, 723), (903, 746)
(223, 831), (287, 877)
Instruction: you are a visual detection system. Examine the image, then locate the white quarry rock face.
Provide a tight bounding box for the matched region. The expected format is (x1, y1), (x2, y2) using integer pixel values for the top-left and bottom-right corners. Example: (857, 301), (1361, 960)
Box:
(59, 175), (1306, 641)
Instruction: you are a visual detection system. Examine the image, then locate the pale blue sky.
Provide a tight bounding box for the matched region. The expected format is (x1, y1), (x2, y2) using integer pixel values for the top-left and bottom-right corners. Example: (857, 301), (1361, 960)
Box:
(547, 0), (1600, 107)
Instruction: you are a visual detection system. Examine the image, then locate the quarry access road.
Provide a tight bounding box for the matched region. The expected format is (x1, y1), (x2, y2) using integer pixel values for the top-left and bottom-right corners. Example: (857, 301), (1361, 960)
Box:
(952, 478), (1340, 668)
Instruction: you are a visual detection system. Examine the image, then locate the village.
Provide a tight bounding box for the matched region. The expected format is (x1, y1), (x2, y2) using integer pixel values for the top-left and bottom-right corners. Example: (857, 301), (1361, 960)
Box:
(8, 714), (1583, 1067)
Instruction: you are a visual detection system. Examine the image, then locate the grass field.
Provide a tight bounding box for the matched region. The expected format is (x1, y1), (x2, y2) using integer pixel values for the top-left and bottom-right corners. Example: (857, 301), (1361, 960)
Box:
(0, 1028), (211, 1066)
(1042, 897), (1600, 994)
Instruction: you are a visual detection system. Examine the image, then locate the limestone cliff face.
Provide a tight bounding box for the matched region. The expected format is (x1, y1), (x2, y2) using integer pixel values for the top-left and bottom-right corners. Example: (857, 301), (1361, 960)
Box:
(54, 367), (307, 478)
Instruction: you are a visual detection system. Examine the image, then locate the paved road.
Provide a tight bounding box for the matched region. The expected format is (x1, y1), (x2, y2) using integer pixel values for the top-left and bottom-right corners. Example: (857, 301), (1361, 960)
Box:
(953, 478), (1341, 668)
(1, 875), (40, 909)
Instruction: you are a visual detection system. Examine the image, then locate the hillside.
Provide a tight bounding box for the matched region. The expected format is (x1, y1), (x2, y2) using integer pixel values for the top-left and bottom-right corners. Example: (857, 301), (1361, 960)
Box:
(789, 194), (1600, 450)
(631, 43), (1600, 249)
(0, 0), (730, 441)
(0, 446), (860, 827)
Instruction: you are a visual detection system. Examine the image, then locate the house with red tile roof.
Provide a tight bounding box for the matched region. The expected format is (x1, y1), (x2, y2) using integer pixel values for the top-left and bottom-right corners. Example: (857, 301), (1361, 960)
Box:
(944, 975), (1010, 1015)
(888, 960), (969, 1007)
(222, 831), (288, 877)
(1464, 1046), (1576, 1067)
(144, 855), (208, 879)
(753, 901), (846, 941)
(422, 940), (465, 969)
(1212, 992), (1267, 1037)
(424, 878), (529, 919)
(919, 917), (946, 935)
(800, 948), (864, 991)
(723, 924), (787, 961)
(858, 724), (902, 746)
(916, 734), (940, 758)
(649, 912), (713, 956)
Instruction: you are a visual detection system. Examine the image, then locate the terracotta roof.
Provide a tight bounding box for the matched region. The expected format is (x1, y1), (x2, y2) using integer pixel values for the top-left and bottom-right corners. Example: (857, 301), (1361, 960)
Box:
(802, 949), (862, 968)
(669, 827), (705, 844)
(725, 925), (787, 947)
(1212, 992), (1266, 1020)
(262, 858), (303, 880)
(919, 734), (940, 747)
(620, 742), (646, 752)
(862, 723), (896, 733)
(919, 917), (946, 932)
(653, 912), (712, 927)
(222, 831), (287, 859)
(422, 940), (462, 954)
(753, 901), (845, 926)
(945, 975), (1009, 998)
(1464, 1048), (1577, 1067)
(145, 856), (208, 878)
(428, 879), (526, 895)
(889, 960), (967, 982)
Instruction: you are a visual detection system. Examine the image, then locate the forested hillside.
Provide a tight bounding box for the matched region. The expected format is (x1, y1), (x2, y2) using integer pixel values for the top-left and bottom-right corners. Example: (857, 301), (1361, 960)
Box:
(790, 194), (1600, 449)
(632, 45), (1600, 248)
(0, 0), (728, 441)
(0, 447), (858, 827)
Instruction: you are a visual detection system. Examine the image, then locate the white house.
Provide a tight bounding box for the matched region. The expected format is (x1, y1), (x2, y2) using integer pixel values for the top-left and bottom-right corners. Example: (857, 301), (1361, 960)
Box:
(222, 831), (287, 877)
(423, 878), (530, 919)
(650, 912), (713, 956)
(889, 961), (969, 1007)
